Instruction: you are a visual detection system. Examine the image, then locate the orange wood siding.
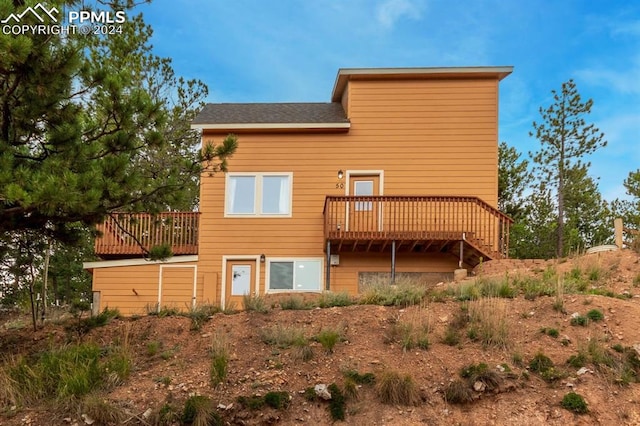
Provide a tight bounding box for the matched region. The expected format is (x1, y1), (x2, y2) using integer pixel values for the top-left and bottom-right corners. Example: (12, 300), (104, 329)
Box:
(198, 76), (501, 301)
(91, 262), (202, 316)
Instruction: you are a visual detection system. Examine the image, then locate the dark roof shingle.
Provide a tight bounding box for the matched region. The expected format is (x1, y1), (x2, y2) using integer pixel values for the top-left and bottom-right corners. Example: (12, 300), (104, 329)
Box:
(192, 102), (348, 125)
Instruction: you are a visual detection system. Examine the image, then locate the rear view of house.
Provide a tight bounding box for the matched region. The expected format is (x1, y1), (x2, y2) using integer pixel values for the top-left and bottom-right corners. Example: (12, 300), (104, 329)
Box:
(85, 66), (513, 314)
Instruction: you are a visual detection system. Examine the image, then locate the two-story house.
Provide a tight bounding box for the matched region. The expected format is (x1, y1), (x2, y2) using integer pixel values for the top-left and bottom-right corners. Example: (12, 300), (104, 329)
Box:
(85, 66), (513, 315)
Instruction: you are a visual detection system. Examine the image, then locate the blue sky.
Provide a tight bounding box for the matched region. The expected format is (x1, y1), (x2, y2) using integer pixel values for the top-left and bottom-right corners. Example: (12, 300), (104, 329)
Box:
(140, 0), (639, 202)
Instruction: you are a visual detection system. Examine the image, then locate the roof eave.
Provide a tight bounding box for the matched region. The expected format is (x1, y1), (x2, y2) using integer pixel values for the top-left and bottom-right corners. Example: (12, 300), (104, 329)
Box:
(190, 122), (351, 130)
(331, 66), (514, 101)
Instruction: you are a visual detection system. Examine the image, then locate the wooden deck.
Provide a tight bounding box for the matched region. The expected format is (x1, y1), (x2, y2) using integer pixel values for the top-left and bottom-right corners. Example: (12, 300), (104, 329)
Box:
(95, 212), (199, 258)
(323, 196), (511, 265)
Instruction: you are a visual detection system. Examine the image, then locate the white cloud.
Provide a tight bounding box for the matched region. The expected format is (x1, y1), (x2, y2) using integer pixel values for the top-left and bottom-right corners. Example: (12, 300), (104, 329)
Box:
(611, 19), (640, 37)
(375, 0), (424, 29)
(576, 59), (640, 95)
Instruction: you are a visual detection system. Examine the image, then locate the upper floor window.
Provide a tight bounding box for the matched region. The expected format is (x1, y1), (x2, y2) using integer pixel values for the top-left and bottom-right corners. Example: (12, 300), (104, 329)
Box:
(225, 173), (292, 217)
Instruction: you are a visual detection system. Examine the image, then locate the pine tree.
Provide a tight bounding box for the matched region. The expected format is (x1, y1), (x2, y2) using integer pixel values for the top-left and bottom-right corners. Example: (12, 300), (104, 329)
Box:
(562, 164), (611, 252)
(498, 141), (532, 220)
(0, 0), (237, 241)
(1, 1), (237, 311)
(612, 169), (640, 250)
(530, 79), (606, 257)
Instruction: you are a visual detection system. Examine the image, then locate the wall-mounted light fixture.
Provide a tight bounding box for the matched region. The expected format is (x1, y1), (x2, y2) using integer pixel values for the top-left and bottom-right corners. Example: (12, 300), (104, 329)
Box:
(337, 170), (344, 180)
(260, 254), (265, 263)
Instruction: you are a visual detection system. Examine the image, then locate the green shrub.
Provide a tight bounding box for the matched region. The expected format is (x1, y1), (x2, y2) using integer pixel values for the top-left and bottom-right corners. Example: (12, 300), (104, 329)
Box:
(514, 276), (553, 300)
(279, 296), (310, 310)
(561, 392), (588, 414)
(328, 383), (346, 421)
(541, 328), (559, 338)
(567, 353), (587, 369)
(156, 306), (181, 317)
(570, 315), (589, 326)
(612, 343), (625, 353)
(454, 282), (481, 301)
(264, 391), (291, 410)
(316, 292), (354, 308)
(187, 305), (220, 331)
(237, 395), (265, 410)
(529, 352), (554, 373)
(529, 352), (563, 382)
(259, 325), (306, 348)
(302, 387), (317, 402)
(3, 342), (135, 404)
(243, 294), (269, 313)
(182, 395), (221, 425)
(315, 328), (342, 353)
(146, 341), (161, 357)
(442, 326), (460, 346)
(103, 346), (133, 387)
(66, 307), (120, 337)
(210, 332), (229, 387)
(586, 309), (604, 322)
(587, 339), (615, 367)
(385, 315), (430, 352)
(342, 370), (375, 385)
(460, 363), (501, 391)
(155, 376), (172, 386)
(359, 282), (427, 307)
(152, 402), (180, 425)
(512, 353), (524, 367)
(540, 367), (565, 382)
(587, 265), (606, 282)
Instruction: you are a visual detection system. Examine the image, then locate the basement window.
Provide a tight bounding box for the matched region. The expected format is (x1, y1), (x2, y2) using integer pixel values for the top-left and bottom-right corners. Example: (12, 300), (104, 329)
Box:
(267, 258), (322, 292)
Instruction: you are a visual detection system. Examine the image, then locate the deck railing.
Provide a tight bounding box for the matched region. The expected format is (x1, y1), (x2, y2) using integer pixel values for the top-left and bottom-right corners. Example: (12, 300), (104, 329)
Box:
(323, 196), (512, 257)
(95, 212), (199, 256)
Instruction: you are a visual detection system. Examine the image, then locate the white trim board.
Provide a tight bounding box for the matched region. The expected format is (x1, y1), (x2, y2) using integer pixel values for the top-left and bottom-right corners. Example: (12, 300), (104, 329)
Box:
(83, 256), (198, 270)
(344, 170), (384, 195)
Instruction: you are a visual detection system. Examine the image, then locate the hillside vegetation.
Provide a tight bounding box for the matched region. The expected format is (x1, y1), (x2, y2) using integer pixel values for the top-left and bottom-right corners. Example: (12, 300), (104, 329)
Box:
(1, 250), (640, 425)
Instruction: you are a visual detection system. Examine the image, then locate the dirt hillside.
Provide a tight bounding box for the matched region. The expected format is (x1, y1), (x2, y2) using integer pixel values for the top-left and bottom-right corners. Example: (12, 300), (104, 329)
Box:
(2, 249), (640, 425)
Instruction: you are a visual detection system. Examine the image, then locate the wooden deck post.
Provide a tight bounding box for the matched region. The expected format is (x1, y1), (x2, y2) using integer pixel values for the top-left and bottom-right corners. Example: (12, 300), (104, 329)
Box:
(325, 241), (331, 291)
(614, 218), (623, 249)
(391, 240), (396, 284)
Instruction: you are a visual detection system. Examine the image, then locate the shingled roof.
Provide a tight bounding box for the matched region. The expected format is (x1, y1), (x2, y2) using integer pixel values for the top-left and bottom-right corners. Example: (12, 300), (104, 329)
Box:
(192, 102), (349, 129)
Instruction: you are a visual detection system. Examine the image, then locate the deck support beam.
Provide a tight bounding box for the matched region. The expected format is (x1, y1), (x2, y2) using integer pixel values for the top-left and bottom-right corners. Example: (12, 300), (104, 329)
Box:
(391, 240), (396, 284)
(459, 240), (464, 269)
(325, 241), (331, 291)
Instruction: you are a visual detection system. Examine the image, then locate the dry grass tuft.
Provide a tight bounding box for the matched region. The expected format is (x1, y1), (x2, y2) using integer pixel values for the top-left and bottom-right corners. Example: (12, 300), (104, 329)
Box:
(467, 297), (510, 349)
(375, 370), (421, 406)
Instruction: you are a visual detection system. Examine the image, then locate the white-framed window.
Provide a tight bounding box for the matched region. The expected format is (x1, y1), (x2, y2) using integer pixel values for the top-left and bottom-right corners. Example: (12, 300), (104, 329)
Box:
(266, 258), (323, 292)
(225, 172), (292, 217)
